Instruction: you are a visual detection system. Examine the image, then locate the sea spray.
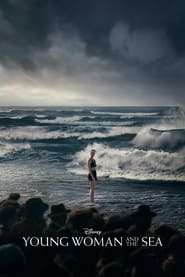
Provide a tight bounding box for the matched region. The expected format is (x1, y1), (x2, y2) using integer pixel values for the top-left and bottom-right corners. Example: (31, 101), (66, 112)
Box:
(68, 142), (185, 181)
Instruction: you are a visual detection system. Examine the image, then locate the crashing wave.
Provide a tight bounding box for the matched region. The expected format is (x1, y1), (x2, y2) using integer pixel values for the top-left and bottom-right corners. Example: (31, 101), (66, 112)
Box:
(68, 142), (185, 181)
(0, 142), (31, 158)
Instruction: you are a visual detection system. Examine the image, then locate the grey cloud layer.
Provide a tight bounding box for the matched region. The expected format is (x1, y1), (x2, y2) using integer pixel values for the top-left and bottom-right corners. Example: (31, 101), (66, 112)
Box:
(110, 22), (174, 62)
(0, 0), (185, 105)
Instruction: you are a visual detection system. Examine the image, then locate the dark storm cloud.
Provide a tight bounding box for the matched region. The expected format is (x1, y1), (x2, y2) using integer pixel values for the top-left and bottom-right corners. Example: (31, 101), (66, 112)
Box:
(0, 0), (185, 105)
(1, 0), (185, 63)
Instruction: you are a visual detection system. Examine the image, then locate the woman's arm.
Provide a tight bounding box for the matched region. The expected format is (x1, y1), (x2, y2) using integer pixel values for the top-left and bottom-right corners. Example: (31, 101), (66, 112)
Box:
(88, 158), (95, 180)
(88, 158), (92, 174)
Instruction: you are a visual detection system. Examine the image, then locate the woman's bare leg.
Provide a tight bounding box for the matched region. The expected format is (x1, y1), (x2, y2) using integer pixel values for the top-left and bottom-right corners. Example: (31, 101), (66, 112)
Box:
(89, 181), (96, 203)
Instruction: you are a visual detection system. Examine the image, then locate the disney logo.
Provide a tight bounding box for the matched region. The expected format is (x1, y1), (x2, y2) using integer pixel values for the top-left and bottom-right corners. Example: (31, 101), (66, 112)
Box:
(83, 228), (102, 235)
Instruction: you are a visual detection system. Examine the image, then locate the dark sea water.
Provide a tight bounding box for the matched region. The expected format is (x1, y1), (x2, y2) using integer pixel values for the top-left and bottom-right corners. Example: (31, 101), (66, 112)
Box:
(0, 106), (185, 230)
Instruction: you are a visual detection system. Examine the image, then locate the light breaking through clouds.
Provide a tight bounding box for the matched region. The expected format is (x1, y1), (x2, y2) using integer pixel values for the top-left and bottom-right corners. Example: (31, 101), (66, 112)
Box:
(0, 0), (185, 106)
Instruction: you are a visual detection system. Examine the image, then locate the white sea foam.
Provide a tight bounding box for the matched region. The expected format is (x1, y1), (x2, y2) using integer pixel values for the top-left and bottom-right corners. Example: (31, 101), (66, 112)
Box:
(35, 114), (47, 118)
(0, 125), (139, 141)
(97, 121), (135, 126)
(36, 116), (135, 127)
(50, 108), (85, 112)
(0, 126), (80, 140)
(35, 115), (95, 124)
(133, 127), (185, 149)
(91, 111), (158, 117)
(78, 126), (139, 139)
(76, 121), (135, 127)
(0, 142), (31, 158)
(9, 115), (27, 119)
(68, 143), (185, 181)
(133, 107), (185, 149)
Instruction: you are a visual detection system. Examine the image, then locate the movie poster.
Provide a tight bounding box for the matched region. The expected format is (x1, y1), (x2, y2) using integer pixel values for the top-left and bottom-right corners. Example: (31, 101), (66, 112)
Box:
(0, 1), (185, 276)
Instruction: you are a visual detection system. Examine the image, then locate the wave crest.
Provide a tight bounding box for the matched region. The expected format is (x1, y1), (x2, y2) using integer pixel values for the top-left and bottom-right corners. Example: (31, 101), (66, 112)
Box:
(0, 142), (31, 158)
(68, 143), (185, 181)
(133, 127), (185, 150)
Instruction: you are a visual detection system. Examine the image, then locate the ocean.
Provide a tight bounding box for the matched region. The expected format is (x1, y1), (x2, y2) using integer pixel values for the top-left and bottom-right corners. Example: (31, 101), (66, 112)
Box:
(0, 106), (185, 230)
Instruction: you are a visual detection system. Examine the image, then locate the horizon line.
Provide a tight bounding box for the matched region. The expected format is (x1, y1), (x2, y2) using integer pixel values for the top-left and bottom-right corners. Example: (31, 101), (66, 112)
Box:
(0, 105), (178, 108)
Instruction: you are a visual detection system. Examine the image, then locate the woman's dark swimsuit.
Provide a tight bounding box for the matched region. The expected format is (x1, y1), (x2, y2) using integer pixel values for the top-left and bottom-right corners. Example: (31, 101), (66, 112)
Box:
(88, 159), (97, 181)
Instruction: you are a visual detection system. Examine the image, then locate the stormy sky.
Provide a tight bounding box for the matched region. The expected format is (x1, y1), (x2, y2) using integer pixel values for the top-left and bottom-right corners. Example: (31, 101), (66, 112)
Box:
(0, 0), (185, 106)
